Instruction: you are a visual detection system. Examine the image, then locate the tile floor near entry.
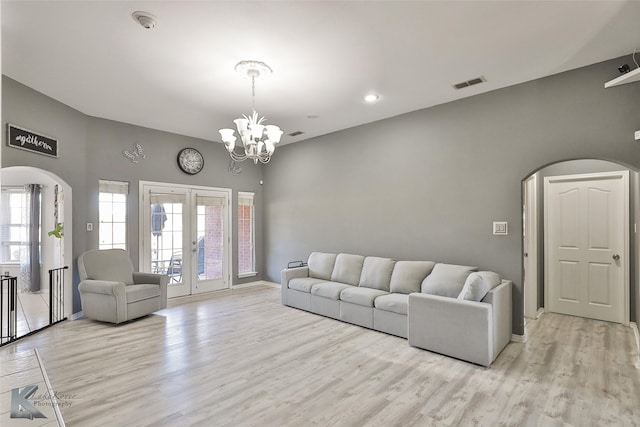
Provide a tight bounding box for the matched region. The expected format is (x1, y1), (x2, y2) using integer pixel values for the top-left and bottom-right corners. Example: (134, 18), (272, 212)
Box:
(16, 291), (50, 336)
(1, 290), (50, 344)
(0, 348), (65, 426)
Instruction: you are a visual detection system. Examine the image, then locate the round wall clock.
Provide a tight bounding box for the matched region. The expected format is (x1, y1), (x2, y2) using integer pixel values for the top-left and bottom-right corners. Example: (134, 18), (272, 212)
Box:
(177, 148), (204, 175)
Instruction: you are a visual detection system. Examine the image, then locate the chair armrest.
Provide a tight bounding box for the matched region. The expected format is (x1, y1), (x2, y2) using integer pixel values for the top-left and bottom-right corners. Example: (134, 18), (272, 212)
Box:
(133, 272), (164, 285)
(408, 293), (493, 366)
(78, 279), (126, 296)
(281, 267), (309, 305)
(132, 272), (168, 309)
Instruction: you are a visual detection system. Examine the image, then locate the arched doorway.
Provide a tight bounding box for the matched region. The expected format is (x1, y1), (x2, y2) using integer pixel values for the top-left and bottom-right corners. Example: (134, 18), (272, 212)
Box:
(0, 166), (73, 339)
(522, 159), (637, 328)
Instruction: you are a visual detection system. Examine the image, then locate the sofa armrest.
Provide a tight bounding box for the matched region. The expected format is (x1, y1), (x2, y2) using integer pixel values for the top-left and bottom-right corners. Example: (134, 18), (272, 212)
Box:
(281, 266), (309, 286)
(408, 293), (493, 366)
(481, 280), (512, 359)
(133, 272), (169, 309)
(281, 267), (309, 305)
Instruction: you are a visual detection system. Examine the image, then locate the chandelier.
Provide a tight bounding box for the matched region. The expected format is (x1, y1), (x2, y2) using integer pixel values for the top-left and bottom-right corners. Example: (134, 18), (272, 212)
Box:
(219, 60), (283, 164)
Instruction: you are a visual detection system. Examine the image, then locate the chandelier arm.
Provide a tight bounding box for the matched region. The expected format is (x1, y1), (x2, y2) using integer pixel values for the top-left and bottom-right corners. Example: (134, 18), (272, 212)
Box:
(229, 149), (248, 162)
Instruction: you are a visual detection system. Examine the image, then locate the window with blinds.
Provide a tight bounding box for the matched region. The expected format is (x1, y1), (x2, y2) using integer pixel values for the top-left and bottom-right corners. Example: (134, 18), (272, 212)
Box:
(98, 180), (129, 250)
(238, 192), (256, 277)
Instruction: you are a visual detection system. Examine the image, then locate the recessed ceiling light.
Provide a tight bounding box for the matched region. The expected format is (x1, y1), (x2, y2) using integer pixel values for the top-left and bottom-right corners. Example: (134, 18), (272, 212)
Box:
(363, 94), (380, 103)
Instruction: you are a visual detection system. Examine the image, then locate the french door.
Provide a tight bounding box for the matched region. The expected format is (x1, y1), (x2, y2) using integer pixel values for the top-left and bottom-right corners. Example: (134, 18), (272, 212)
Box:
(140, 182), (231, 298)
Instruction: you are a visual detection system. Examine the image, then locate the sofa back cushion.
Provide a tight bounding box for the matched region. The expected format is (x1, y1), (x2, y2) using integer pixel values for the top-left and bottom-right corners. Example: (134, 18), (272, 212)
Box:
(358, 257), (396, 291)
(421, 263), (477, 298)
(389, 261), (436, 294)
(458, 271), (502, 301)
(331, 254), (365, 286)
(308, 252), (337, 280)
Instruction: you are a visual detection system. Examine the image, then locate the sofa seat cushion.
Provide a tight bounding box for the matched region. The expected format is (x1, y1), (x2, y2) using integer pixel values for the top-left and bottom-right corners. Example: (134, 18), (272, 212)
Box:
(308, 252), (337, 280)
(126, 284), (160, 303)
(289, 277), (327, 293)
(374, 293), (409, 315)
(340, 287), (389, 307)
(331, 254), (365, 286)
(311, 282), (354, 300)
(421, 263), (477, 298)
(389, 261), (436, 294)
(358, 257), (396, 291)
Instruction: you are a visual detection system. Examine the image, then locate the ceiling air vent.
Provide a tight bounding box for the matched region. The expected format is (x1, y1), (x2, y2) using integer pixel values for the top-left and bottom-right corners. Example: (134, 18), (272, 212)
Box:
(453, 76), (486, 90)
(288, 131), (304, 137)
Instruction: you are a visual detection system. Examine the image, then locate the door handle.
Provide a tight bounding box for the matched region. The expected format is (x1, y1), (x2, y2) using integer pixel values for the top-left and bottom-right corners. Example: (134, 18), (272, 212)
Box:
(612, 254), (620, 261)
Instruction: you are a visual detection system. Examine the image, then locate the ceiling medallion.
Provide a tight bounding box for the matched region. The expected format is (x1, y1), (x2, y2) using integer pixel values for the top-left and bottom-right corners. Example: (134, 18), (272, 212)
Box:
(218, 60), (283, 164)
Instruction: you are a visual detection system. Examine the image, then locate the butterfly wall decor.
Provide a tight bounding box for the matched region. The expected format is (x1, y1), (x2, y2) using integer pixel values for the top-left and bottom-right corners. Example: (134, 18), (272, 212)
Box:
(122, 143), (146, 163)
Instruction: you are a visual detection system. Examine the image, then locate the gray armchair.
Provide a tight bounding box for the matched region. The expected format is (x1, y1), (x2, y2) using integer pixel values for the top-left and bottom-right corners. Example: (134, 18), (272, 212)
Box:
(78, 249), (168, 324)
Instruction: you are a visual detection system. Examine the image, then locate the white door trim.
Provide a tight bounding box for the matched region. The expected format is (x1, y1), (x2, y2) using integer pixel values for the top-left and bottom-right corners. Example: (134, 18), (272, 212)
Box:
(543, 170), (629, 325)
(523, 175), (538, 319)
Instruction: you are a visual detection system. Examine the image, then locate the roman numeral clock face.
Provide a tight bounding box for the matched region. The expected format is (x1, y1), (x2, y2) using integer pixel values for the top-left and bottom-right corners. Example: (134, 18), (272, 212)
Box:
(177, 148), (204, 175)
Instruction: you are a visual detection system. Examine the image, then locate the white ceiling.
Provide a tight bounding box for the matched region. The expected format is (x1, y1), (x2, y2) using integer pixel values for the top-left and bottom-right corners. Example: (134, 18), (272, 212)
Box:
(2, 1), (640, 146)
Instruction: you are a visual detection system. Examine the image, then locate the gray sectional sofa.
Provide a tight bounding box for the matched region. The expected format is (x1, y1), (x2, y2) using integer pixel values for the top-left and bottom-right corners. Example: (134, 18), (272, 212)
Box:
(281, 252), (512, 366)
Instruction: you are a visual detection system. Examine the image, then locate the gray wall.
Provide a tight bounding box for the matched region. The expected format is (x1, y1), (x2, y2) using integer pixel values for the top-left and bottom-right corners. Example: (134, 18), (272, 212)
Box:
(2, 76), (264, 313)
(263, 56), (640, 335)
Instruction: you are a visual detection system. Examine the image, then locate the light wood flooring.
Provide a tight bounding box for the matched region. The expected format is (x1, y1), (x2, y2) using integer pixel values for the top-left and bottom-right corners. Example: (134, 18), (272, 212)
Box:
(1, 285), (639, 426)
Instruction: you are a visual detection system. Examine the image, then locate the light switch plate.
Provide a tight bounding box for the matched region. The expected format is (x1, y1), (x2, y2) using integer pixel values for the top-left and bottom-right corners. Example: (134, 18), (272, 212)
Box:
(86, 222), (93, 232)
(493, 221), (508, 235)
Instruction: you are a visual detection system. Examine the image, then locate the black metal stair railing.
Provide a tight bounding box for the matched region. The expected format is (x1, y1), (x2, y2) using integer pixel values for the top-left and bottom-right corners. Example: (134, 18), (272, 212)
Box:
(0, 274), (18, 345)
(0, 266), (69, 347)
(49, 266), (69, 326)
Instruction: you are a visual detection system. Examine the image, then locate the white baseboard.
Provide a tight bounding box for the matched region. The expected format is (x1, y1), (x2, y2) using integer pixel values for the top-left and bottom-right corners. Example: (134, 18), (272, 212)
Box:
(70, 310), (85, 320)
(630, 322), (640, 369)
(233, 280), (280, 289)
(511, 334), (526, 343)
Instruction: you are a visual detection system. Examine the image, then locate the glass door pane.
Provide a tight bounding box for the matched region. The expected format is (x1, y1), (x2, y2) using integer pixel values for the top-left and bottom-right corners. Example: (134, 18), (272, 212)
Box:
(146, 190), (189, 298)
(192, 190), (228, 293)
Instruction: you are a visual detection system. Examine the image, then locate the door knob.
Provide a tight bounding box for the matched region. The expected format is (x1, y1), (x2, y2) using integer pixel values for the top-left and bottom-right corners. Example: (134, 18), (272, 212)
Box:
(524, 252), (528, 257)
(612, 254), (620, 261)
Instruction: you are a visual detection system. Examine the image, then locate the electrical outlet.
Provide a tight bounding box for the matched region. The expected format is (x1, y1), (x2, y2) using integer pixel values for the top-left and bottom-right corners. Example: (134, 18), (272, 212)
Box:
(86, 222), (94, 232)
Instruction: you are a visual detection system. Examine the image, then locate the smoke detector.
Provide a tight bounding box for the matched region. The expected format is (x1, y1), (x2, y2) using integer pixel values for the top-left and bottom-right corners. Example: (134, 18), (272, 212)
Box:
(132, 11), (157, 29)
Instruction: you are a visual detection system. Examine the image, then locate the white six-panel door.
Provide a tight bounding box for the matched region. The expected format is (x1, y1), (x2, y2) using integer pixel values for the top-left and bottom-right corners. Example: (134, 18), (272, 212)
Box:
(544, 171), (628, 324)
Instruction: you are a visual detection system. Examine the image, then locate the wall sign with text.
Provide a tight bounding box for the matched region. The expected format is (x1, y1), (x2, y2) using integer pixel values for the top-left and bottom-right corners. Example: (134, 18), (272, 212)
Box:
(7, 124), (58, 158)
